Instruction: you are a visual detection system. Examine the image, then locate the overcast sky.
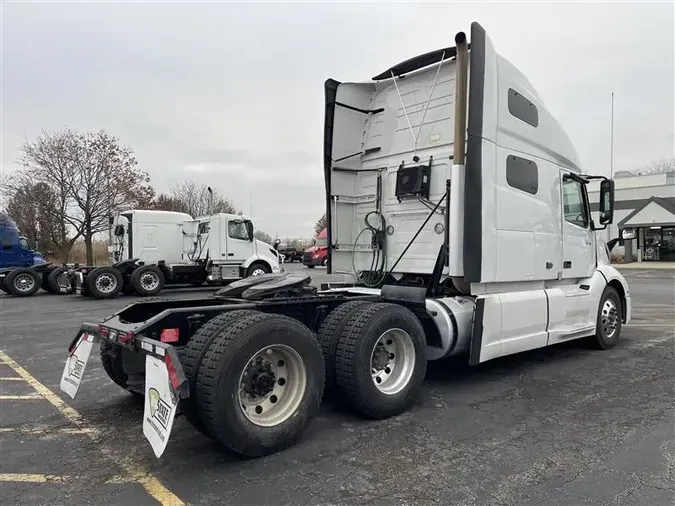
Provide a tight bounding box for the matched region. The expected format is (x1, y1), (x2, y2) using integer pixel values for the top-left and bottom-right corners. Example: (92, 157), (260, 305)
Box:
(2, 1), (673, 238)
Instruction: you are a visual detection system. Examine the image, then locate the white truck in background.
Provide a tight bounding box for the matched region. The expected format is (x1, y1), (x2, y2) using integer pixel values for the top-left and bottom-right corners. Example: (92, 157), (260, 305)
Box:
(71, 209), (281, 299)
(61, 21), (631, 460)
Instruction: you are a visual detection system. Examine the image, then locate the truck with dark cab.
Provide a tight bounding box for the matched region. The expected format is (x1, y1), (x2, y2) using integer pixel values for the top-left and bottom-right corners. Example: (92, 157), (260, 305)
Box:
(0, 212), (71, 297)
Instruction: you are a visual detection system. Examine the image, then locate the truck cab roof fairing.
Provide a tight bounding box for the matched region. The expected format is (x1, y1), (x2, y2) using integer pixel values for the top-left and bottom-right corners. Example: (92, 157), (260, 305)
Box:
(371, 44), (471, 81)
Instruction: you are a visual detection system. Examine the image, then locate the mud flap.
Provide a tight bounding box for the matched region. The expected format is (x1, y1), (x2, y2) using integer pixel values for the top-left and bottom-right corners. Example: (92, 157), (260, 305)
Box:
(60, 332), (99, 399)
(143, 355), (179, 458)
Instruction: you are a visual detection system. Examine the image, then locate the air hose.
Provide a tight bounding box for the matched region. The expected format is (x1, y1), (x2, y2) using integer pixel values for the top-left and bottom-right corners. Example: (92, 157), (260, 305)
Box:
(352, 210), (388, 288)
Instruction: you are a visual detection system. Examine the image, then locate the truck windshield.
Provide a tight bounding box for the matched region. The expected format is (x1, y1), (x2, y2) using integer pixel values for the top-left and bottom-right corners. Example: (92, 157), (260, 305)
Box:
(315, 238), (328, 247)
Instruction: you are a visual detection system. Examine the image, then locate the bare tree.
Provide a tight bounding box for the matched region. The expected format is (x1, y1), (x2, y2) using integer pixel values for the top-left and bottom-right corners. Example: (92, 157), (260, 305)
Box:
(253, 230), (274, 245)
(630, 156), (675, 175)
(314, 213), (327, 236)
(10, 128), (155, 265)
(153, 181), (239, 218)
(5, 181), (64, 259)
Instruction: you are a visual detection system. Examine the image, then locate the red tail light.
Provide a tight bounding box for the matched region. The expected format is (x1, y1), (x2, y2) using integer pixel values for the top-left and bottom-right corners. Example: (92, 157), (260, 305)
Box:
(118, 331), (134, 344)
(160, 328), (180, 343)
(165, 353), (180, 391)
(98, 325), (109, 338)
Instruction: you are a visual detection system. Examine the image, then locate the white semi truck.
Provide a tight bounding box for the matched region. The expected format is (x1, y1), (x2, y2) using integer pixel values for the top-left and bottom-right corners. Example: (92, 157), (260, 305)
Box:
(61, 22), (630, 460)
(71, 209), (281, 299)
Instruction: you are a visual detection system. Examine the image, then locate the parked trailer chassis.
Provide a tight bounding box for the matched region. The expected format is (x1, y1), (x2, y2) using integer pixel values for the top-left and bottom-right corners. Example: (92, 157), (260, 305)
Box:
(69, 259), (209, 299)
(60, 273), (433, 458)
(0, 263), (72, 297)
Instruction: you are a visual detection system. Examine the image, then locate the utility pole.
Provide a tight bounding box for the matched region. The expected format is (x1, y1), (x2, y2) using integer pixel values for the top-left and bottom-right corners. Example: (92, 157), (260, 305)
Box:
(610, 92), (615, 179)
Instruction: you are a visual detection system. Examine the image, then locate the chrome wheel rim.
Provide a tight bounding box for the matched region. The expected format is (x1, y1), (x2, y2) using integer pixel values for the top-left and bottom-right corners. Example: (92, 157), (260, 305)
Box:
(238, 345), (306, 427)
(140, 272), (160, 291)
(251, 268), (266, 277)
(601, 298), (620, 339)
(14, 273), (35, 293)
(370, 328), (415, 395)
(95, 273), (117, 293)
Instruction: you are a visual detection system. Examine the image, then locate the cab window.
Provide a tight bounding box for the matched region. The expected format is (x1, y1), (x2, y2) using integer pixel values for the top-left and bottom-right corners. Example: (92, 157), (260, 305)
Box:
(19, 237), (30, 250)
(228, 221), (250, 241)
(562, 179), (589, 228)
(1, 236), (13, 250)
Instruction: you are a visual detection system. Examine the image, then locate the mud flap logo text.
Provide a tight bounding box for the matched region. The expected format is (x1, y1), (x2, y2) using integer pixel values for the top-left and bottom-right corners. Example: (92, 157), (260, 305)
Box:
(148, 388), (171, 438)
(68, 355), (85, 380)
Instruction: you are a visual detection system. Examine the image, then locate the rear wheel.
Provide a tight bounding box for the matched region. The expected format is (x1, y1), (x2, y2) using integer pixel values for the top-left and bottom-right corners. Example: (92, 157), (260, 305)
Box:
(41, 272), (52, 293)
(316, 300), (372, 391)
(196, 312), (325, 457)
(99, 342), (143, 397)
(85, 267), (123, 299)
(47, 266), (72, 294)
(585, 286), (623, 350)
(334, 303), (427, 419)
(180, 309), (257, 436)
(130, 265), (165, 296)
(5, 268), (41, 297)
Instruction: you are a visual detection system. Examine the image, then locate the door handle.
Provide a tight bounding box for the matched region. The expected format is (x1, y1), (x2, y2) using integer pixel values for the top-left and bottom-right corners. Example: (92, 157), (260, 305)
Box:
(585, 240), (592, 246)
(563, 261), (572, 268)
(228, 253), (234, 256)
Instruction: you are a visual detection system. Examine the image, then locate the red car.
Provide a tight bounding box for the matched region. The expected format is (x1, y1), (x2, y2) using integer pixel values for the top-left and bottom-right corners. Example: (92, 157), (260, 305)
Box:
(302, 228), (328, 268)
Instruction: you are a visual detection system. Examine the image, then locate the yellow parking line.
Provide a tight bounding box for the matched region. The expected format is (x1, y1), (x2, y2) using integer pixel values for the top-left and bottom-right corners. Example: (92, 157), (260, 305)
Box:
(0, 473), (72, 483)
(0, 350), (185, 506)
(0, 394), (42, 400)
(0, 427), (97, 436)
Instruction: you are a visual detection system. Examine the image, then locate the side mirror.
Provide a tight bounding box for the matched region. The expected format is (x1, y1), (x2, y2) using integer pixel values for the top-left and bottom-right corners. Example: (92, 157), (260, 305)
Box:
(273, 239), (281, 250)
(599, 179), (615, 225)
(622, 228), (636, 240)
(245, 221), (254, 242)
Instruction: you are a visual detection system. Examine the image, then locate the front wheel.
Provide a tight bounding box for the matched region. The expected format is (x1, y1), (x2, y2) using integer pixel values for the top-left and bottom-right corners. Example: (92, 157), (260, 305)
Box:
(195, 312), (325, 457)
(5, 268), (41, 297)
(246, 263), (271, 278)
(585, 286), (622, 350)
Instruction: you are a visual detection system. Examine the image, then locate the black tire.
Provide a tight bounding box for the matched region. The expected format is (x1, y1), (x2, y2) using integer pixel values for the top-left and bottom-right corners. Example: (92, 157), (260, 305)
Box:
(5, 268), (41, 297)
(321, 257), (327, 267)
(316, 300), (373, 391)
(85, 267), (124, 299)
(99, 342), (142, 397)
(334, 302), (427, 419)
(180, 309), (258, 436)
(196, 312), (325, 457)
(246, 262), (271, 278)
(306, 265), (315, 269)
(47, 266), (72, 294)
(41, 271), (52, 293)
(130, 265), (165, 296)
(585, 286), (623, 350)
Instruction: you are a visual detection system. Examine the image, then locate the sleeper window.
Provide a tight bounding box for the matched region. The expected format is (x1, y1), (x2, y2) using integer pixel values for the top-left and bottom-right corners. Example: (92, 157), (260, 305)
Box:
(563, 179), (589, 228)
(228, 221), (250, 241)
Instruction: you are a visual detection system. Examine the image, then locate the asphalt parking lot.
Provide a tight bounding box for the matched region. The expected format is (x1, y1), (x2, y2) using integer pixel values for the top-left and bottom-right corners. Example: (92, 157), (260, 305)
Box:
(1, 264), (673, 506)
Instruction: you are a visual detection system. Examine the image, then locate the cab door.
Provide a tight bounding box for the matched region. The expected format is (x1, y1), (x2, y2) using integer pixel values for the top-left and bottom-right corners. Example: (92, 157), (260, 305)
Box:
(225, 219), (253, 263)
(561, 175), (595, 279)
(559, 174), (596, 332)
